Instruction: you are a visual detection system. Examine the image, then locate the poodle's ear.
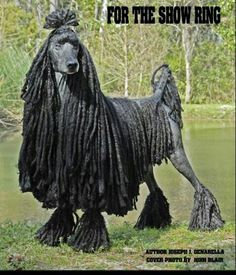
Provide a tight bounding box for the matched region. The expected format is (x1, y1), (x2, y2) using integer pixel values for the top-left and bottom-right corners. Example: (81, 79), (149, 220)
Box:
(78, 43), (90, 78)
(77, 42), (84, 60)
(21, 37), (54, 104)
(76, 42), (101, 92)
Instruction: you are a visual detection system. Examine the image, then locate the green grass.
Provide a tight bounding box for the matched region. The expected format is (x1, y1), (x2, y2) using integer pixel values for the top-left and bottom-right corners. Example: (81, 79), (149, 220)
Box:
(0, 47), (31, 119)
(0, 221), (235, 270)
(182, 104), (235, 120)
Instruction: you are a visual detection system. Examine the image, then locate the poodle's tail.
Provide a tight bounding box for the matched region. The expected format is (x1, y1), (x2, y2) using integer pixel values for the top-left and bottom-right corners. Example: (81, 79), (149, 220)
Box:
(152, 64), (183, 129)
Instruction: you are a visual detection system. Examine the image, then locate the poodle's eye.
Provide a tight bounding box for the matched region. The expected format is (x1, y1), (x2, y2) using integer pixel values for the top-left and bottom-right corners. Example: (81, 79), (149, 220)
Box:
(55, 44), (62, 50)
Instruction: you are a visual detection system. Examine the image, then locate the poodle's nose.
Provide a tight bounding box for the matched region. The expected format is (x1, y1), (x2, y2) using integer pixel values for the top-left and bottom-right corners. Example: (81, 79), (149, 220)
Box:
(67, 61), (78, 70)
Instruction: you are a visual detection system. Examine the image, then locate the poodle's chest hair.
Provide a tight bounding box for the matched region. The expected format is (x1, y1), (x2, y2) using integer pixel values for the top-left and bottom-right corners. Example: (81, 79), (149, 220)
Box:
(55, 72), (68, 103)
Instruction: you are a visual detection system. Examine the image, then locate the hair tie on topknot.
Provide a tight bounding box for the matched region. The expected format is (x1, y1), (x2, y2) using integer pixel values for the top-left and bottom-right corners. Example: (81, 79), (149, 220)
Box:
(44, 9), (79, 29)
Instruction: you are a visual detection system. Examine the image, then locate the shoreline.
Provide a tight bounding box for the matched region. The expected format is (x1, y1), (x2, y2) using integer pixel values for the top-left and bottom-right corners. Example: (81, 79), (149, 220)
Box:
(0, 104), (235, 130)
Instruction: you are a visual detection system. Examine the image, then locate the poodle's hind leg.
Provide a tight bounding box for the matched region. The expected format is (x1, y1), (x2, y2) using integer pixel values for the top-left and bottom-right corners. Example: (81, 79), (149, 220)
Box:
(35, 205), (77, 246)
(68, 209), (110, 253)
(168, 119), (224, 230)
(134, 166), (171, 230)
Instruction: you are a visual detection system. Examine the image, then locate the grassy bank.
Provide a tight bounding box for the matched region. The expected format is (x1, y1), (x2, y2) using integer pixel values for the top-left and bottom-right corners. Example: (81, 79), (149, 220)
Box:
(182, 104), (235, 120)
(0, 221), (235, 270)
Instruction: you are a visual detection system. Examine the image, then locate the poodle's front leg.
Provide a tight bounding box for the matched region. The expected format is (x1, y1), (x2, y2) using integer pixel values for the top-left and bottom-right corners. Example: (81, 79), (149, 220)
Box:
(68, 209), (110, 252)
(35, 205), (76, 246)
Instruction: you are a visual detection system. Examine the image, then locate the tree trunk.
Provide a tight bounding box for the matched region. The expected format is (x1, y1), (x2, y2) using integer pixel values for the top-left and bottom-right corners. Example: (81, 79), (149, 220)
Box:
(99, 0), (107, 34)
(182, 27), (192, 104)
(185, 56), (191, 103)
(50, 0), (58, 13)
(137, 64), (143, 97)
(99, 0), (107, 84)
(124, 24), (129, 97)
(26, 0), (32, 11)
(35, 0), (43, 52)
(14, 0), (20, 6)
(95, 0), (99, 20)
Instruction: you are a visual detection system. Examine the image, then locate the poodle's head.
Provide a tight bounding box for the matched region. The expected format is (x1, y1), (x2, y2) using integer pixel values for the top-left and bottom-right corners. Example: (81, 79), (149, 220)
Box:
(45, 9), (80, 75)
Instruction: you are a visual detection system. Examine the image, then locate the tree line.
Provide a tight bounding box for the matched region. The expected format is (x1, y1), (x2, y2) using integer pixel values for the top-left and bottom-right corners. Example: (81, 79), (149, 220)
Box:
(0, 0), (234, 117)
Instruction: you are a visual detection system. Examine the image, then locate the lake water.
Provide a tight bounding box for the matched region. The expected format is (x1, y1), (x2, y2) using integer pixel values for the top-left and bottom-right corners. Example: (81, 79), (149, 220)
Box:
(0, 120), (235, 227)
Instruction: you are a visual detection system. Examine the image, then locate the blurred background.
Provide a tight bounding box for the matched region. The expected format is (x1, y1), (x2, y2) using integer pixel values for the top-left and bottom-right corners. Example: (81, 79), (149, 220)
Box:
(0, 0), (234, 122)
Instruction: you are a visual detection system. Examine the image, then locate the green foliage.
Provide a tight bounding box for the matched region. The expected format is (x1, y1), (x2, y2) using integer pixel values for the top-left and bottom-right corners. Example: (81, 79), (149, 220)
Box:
(0, 0), (234, 120)
(215, 0), (235, 51)
(165, 44), (186, 102)
(191, 42), (234, 104)
(0, 47), (31, 115)
(77, 0), (101, 34)
(0, 2), (38, 51)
